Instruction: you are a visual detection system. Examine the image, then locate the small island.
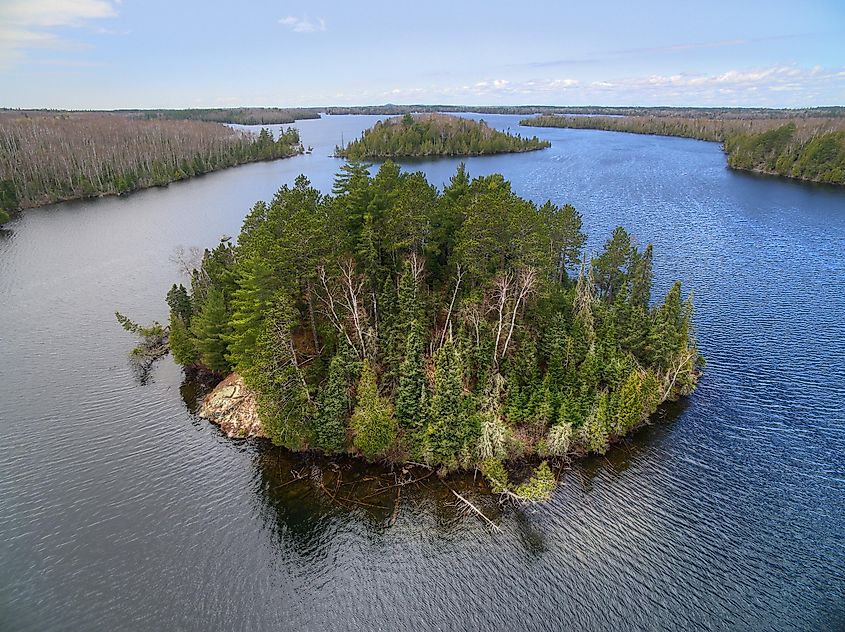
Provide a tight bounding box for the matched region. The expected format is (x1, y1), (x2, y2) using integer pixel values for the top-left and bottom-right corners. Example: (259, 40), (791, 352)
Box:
(335, 113), (550, 160)
(157, 162), (701, 502)
(521, 114), (845, 185)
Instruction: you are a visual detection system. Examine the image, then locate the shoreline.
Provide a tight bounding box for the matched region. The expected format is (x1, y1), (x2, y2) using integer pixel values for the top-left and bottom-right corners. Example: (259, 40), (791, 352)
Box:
(7, 149), (305, 214)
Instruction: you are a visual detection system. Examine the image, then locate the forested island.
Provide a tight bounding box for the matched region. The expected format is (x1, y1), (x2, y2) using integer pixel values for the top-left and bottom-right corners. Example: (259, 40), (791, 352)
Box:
(0, 112), (303, 214)
(159, 162), (701, 501)
(335, 114), (550, 159)
(521, 114), (845, 185)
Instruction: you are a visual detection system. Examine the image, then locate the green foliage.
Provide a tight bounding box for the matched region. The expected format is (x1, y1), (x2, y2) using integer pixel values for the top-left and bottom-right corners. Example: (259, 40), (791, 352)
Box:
(514, 461), (556, 502)
(314, 346), (359, 453)
(479, 458), (510, 494)
(168, 311), (196, 365)
(395, 322), (428, 431)
(245, 293), (314, 449)
(351, 359), (397, 459)
(426, 340), (480, 466)
(337, 114), (549, 160)
(165, 164), (700, 483)
(189, 286), (232, 374)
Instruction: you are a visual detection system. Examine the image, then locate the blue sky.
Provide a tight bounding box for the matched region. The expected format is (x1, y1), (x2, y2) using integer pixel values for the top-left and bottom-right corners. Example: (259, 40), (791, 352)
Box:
(1, 0), (843, 109)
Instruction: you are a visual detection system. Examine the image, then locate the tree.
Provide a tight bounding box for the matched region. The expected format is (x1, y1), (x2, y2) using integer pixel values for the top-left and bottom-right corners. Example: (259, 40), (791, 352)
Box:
(226, 257), (276, 372)
(426, 340), (479, 466)
(189, 286), (231, 374)
(314, 346), (358, 453)
(395, 322), (428, 431)
(246, 293), (314, 449)
(168, 310), (196, 366)
(592, 226), (632, 301)
(351, 359), (397, 459)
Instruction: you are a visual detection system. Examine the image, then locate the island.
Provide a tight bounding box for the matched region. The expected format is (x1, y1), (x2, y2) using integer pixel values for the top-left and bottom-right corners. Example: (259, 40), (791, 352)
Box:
(0, 111), (303, 216)
(156, 162), (701, 502)
(335, 113), (550, 159)
(521, 114), (845, 185)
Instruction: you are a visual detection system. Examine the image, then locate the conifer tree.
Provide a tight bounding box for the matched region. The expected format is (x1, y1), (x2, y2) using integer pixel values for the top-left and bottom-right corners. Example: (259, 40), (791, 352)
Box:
(246, 293), (314, 449)
(351, 359), (397, 459)
(427, 340), (479, 466)
(189, 286), (231, 374)
(168, 310), (196, 366)
(395, 322), (428, 431)
(314, 347), (358, 453)
(226, 258), (276, 372)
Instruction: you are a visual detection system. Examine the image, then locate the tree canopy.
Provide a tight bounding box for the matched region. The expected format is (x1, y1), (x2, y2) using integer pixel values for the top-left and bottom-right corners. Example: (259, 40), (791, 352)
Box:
(169, 163), (701, 498)
(336, 114), (549, 160)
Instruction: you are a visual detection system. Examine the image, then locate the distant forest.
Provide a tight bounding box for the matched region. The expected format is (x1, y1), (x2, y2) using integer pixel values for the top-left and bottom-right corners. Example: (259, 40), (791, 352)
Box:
(0, 112), (303, 213)
(336, 114), (549, 159)
(127, 107), (322, 125)
(522, 114), (845, 185)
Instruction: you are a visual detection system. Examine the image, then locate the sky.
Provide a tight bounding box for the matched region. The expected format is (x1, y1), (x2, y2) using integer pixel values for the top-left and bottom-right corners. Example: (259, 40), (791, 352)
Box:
(1, 0), (843, 109)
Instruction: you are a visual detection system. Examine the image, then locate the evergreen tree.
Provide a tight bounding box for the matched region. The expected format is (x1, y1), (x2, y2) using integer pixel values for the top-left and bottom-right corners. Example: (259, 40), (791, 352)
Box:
(395, 322), (428, 431)
(168, 310), (196, 366)
(426, 340), (479, 466)
(226, 257), (276, 372)
(166, 284), (192, 323)
(189, 286), (231, 374)
(246, 293), (314, 449)
(314, 347), (358, 453)
(351, 359), (397, 459)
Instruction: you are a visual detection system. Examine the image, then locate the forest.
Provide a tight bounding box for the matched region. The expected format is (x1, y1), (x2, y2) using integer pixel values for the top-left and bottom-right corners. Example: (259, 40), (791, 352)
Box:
(0, 112), (303, 213)
(163, 162), (701, 500)
(335, 114), (550, 159)
(325, 104), (845, 119)
(521, 114), (845, 184)
(129, 107), (321, 125)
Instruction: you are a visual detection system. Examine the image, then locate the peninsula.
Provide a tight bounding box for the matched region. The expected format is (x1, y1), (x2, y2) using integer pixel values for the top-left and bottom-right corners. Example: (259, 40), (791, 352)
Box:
(0, 111), (303, 216)
(521, 114), (845, 185)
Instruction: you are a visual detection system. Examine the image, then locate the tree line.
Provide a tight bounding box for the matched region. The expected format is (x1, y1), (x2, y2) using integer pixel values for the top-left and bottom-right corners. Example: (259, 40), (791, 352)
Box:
(128, 107), (321, 125)
(521, 114), (845, 185)
(336, 114), (550, 159)
(0, 113), (303, 213)
(165, 162), (701, 500)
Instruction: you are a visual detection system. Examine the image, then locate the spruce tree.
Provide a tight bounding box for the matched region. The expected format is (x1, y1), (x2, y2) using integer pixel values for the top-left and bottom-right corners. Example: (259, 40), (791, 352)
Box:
(168, 310), (196, 366)
(395, 322), (428, 431)
(314, 347), (358, 453)
(351, 359), (397, 459)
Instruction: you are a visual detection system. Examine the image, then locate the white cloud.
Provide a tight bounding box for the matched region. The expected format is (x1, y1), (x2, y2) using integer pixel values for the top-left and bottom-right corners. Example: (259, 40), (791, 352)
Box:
(0, 0), (118, 67)
(363, 64), (844, 107)
(278, 16), (326, 33)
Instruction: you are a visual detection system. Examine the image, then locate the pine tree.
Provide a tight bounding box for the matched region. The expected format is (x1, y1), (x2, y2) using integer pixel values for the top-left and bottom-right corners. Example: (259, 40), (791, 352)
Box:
(166, 284), (192, 323)
(189, 286), (231, 374)
(226, 258), (276, 372)
(614, 370), (645, 435)
(351, 359), (397, 459)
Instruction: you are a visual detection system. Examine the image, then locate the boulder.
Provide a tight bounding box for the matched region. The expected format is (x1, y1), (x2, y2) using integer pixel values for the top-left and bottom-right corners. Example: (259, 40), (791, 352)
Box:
(198, 373), (267, 439)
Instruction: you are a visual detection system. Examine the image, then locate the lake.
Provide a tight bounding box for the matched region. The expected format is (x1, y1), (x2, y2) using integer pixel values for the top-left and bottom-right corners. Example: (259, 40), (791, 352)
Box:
(1, 114), (843, 631)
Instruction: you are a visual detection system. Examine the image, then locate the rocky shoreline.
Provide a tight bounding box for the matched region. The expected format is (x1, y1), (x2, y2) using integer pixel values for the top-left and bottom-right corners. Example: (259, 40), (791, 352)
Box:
(198, 373), (266, 439)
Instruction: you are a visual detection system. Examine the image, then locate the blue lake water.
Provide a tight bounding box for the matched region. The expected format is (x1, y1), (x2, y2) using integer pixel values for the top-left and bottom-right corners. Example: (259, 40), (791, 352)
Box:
(1, 114), (843, 631)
